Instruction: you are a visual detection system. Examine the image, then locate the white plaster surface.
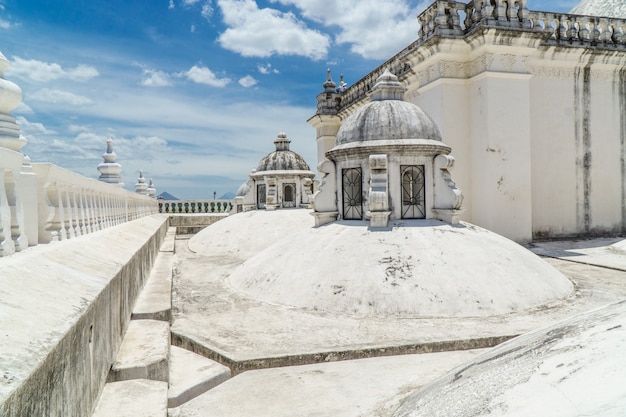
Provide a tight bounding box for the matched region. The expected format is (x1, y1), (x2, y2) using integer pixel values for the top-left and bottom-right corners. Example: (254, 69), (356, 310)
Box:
(168, 346), (231, 408)
(108, 320), (170, 383)
(173, 209), (626, 364)
(393, 300), (626, 417)
(530, 238), (626, 271)
(132, 252), (173, 321)
(168, 349), (487, 417)
(92, 379), (168, 417)
(226, 214), (573, 318)
(0, 215), (168, 415)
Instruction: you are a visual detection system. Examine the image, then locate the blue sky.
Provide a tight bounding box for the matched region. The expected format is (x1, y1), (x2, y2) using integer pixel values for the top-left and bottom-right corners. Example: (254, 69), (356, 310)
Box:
(1, 0), (578, 199)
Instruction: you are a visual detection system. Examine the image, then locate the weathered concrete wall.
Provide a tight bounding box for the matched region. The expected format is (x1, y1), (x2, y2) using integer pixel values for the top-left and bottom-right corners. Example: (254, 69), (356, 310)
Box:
(0, 214), (168, 417)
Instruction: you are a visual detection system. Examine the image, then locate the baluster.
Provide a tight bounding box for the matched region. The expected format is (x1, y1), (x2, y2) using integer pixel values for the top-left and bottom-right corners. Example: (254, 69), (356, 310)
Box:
(592, 18), (602, 42)
(0, 169), (16, 256)
(580, 17), (590, 41)
(568, 18), (579, 42)
(473, 0), (483, 24)
(558, 16), (569, 41)
(495, 0), (507, 23)
(71, 188), (81, 237)
(599, 18), (612, 42)
(449, 3), (462, 33)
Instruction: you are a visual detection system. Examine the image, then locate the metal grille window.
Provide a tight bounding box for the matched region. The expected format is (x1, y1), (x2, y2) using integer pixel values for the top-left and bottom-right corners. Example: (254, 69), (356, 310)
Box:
(401, 165), (425, 219)
(342, 168), (363, 219)
(257, 184), (266, 209)
(283, 183), (296, 208)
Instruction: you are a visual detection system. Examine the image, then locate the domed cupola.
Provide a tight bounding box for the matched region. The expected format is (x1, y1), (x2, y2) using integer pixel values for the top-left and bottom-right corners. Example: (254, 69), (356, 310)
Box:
(313, 70), (463, 228)
(336, 70), (442, 146)
(237, 132), (316, 212)
(255, 133), (311, 172)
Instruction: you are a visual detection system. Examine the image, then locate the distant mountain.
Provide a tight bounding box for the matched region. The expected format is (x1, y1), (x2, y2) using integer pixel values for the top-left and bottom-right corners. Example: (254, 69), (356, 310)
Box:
(219, 192), (236, 199)
(570, 0), (626, 17)
(157, 191), (179, 200)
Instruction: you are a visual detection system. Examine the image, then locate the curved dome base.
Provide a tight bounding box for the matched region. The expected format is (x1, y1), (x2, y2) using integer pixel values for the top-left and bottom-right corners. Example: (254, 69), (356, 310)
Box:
(227, 218), (574, 318)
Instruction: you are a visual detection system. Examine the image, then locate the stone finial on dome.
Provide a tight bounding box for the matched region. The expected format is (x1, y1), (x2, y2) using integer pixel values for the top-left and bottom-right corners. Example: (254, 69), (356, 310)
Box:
(274, 132), (291, 151)
(0, 52), (27, 152)
(146, 178), (156, 198)
(370, 69), (406, 102)
(135, 170), (148, 195)
(97, 139), (124, 187)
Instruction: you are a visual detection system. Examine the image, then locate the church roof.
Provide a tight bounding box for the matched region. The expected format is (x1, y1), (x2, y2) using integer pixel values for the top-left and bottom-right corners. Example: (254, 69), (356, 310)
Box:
(255, 132), (312, 173)
(335, 70), (442, 146)
(570, 0), (626, 17)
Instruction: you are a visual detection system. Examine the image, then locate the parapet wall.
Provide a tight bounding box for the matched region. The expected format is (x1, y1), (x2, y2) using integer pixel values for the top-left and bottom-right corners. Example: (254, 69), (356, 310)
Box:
(0, 214), (169, 417)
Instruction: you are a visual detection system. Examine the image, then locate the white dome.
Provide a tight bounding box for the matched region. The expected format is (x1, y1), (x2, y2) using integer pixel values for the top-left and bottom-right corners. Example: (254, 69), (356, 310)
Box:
(335, 70), (441, 146)
(570, 0), (626, 17)
(393, 300), (626, 417)
(255, 132), (312, 172)
(195, 211), (576, 319)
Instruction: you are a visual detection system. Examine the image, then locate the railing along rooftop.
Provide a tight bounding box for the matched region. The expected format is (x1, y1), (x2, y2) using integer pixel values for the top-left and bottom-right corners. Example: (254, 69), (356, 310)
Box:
(337, 0), (626, 112)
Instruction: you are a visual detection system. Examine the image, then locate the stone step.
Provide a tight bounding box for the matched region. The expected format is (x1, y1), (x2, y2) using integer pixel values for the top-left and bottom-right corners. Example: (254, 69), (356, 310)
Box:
(168, 346), (231, 408)
(92, 379), (168, 417)
(160, 227), (177, 253)
(132, 252), (173, 321)
(107, 320), (170, 383)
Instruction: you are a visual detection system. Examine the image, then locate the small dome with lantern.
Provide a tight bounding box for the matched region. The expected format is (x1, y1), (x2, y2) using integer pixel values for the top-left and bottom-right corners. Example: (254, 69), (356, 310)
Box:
(235, 132), (315, 212)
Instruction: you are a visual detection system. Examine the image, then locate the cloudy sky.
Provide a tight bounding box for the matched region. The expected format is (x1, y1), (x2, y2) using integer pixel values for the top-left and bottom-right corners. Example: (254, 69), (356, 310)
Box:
(1, 0), (578, 199)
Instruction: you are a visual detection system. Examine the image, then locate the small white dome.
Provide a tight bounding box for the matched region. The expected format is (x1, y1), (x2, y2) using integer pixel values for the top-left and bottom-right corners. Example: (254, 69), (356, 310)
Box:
(336, 70), (441, 146)
(255, 132), (312, 172)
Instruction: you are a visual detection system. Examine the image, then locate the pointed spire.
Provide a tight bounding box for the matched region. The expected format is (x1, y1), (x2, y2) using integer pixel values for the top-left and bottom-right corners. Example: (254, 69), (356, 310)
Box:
(323, 68), (336, 92)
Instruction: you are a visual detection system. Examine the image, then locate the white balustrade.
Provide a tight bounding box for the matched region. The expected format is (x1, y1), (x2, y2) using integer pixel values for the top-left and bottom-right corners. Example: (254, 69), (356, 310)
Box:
(19, 163), (159, 246)
(158, 199), (234, 214)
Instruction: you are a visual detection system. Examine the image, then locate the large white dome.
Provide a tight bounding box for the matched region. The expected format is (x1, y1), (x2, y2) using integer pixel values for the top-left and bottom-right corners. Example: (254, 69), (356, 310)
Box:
(205, 211), (575, 319)
(570, 0), (626, 17)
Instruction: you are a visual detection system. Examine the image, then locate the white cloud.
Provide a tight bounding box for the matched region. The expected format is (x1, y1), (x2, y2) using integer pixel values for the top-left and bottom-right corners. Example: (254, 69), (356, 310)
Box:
(30, 88), (93, 106)
(7, 57), (99, 83)
(238, 75), (257, 88)
(16, 116), (55, 135)
(191, 24), (197, 33)
(0, 18), (12, 29)
(201, 3), (213, 20)
(182, 0), (201, 4)
(217, 0), (329, 60)
(168, 0), (175, 9)
(257, 63), (279, 75)
(14, 102), (34, 114)
(140, 69), (173, 87)
(178, 65), (231, 87)
(271, 0), (429, 60)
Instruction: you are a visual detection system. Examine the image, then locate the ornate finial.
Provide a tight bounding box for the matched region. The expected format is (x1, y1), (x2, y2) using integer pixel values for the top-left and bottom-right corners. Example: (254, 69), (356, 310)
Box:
(146, 178), (156, 198)
(135, 170), (148, 195)
(0, 52), (27, 152)
(370, 69), (406, 102)
(323, 68), (336, 92)
(274, 132), (291, 151)
(97, 138), (124, 187)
